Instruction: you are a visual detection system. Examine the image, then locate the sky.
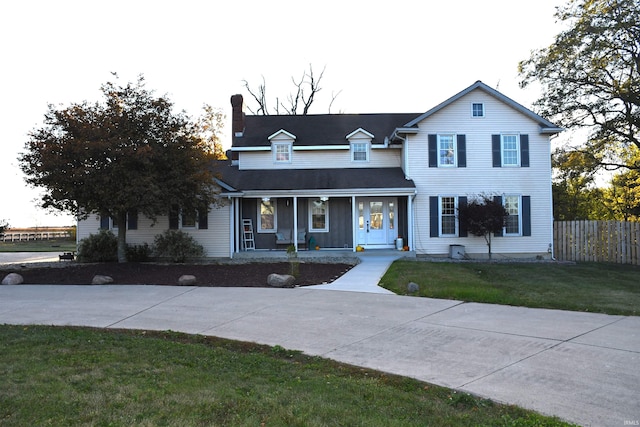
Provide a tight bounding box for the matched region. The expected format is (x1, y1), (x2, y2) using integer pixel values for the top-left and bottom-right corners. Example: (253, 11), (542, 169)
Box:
(0, 0), (564, 228)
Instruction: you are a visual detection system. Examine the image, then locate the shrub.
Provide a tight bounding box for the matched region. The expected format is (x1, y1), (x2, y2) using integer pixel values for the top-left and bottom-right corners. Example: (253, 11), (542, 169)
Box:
(77, 230), (117, 262)
(126, 243), (152, 262)
(153, 230), (205, 263)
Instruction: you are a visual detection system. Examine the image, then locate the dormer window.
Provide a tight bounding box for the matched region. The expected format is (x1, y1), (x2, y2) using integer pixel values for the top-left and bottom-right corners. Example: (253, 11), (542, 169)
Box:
(346, 128), (374, 163)
(268, 129), (296, 164)
(273, 143), (292, 163)
(351, 142), (369, 162)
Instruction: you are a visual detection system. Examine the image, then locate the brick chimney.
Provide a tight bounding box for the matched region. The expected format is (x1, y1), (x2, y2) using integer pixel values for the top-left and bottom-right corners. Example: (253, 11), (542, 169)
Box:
(230, 94), (245, 137)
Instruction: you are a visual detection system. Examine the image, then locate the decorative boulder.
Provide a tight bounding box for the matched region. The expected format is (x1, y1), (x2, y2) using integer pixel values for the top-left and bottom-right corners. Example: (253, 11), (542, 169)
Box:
(2, 273), (24, 285)
(267, 273), (296, 288)
(178, 275), (197, 286)
(92, 275), (114, 285)
(407, 282), (420, 294)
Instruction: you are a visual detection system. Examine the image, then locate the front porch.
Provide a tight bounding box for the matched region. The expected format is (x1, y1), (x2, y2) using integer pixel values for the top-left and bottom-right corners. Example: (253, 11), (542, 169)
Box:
(230, 195), (414, 254)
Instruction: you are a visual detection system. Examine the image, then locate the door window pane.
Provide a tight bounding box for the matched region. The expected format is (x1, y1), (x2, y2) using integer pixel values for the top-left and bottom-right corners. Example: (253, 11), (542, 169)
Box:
(370, 201), (383, 230)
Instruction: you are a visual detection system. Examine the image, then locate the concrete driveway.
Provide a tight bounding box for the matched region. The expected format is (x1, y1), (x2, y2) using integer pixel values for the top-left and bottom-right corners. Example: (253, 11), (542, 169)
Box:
(0, 284), (637, 426)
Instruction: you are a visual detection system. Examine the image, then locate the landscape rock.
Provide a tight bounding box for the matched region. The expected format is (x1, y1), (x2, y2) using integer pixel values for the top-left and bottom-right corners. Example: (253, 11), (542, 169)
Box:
(2, 273), (24, 285)
(92, 275), (114, 285)
(178, 275), (197, 285)
(267, 273), (296, 288)
(407, 282), (420, 293)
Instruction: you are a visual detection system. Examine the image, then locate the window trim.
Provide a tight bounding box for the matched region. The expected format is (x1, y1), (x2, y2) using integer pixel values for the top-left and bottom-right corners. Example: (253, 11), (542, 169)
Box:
(309, 199), (329, 232)
(439, 195), (458, 237)
(273, 143), (292, 163)
(258, 199), (277, 233)
(472, 102), (485, 117)
(437, 134), (457, 167)
(350, 142), (370, 162)
(501, 134), (520, 167)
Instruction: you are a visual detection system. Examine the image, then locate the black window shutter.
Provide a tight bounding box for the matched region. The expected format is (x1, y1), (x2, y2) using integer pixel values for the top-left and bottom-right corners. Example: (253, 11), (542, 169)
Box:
(492, 135), (502, 167)
(127, 210), (138, 230)
(520, 134), (529, 167)
(457, 135), (466, 167)
(428, 134), (437, 167)
(458, 196), (467, 237)
(493, 195), (503, 237)
(198, 207), (208, 230)
(522, 196), (531, 236)
(169, 206), (179, 230)
(430, 196), (439, 237)
(99, 215), (110, 230)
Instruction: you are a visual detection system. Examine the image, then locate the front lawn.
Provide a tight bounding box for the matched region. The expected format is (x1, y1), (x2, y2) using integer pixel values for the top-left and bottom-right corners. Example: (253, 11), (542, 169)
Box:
(0, 325), (573, 426)
(380, 261), (639, 316)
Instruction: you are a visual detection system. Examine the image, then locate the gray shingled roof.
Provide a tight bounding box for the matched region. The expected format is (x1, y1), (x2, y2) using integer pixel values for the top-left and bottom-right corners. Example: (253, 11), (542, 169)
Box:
(234, 113), (420, 148)
(214, 164), (415, 193)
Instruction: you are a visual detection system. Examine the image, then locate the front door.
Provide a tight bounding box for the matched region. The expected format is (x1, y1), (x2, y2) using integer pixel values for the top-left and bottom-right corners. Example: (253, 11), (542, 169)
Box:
(357, 198), (397, 248)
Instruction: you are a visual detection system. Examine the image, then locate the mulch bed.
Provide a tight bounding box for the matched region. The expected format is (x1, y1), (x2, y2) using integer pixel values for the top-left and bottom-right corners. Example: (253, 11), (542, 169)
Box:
(1, 262), (354, 287)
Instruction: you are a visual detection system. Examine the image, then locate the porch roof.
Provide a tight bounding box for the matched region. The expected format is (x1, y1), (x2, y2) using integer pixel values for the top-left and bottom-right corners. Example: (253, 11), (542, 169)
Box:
(215, 165), (416, 196)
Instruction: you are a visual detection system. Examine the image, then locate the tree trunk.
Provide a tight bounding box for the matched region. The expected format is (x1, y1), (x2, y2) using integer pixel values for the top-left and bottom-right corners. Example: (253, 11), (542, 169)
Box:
(116, 211), (128, 263)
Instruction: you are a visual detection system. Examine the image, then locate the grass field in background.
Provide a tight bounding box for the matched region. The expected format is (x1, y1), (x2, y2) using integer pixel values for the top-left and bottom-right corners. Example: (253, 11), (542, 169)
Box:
(0, 325), (574, 426)
(0, 238), (76, 252)
(380, 260), (640, 316)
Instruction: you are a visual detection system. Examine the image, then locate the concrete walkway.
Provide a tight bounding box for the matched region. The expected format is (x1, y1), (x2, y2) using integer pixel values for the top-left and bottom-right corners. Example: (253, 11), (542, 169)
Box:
(1, 254), (638, 426)
(306, 253), (398, 294)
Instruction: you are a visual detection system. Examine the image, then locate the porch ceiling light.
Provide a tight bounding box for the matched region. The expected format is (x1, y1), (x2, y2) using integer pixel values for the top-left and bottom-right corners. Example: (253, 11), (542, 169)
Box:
(262, 197), (271, 202)
(320, 196), (329, 202)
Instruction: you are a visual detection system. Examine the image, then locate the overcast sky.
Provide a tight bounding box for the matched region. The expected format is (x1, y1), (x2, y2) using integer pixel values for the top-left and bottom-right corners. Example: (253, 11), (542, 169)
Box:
(0, 0), (564, 228)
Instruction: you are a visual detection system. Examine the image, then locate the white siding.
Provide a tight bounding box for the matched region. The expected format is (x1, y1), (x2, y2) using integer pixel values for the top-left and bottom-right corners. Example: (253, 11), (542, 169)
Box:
(238, 147), (402, 170)
(76, 202), (232, 258)
(407, 89), (553, 257)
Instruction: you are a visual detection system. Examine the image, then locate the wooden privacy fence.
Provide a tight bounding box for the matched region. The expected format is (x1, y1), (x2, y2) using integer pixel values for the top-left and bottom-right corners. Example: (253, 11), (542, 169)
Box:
(554, 220), (640, 265)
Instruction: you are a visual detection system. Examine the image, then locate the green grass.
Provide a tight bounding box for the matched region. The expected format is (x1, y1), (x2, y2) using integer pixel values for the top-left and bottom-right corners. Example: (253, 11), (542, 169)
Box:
(380, 261), (640, 316)
(0, 325), (573, 426)
(0, 238), (76, 252)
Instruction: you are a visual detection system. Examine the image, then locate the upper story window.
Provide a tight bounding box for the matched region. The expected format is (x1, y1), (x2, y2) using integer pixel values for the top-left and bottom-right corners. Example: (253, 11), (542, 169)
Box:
(351, 142), (369, 162)
(501, 134), (520, 166)
(438, 134), (456, 167)
(273, 143), (292, 163)
(492, 134), (529, 168)
(428, 134), (466, 168)
(472, 103), (485, 117)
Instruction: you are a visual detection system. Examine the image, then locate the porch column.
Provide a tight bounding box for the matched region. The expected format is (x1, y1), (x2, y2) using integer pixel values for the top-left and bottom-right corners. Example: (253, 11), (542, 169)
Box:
(233, 198), (239, 255)
(352, 195), (357, 252)
(407, 195), (414, 252)
(293, 196), (298, 251)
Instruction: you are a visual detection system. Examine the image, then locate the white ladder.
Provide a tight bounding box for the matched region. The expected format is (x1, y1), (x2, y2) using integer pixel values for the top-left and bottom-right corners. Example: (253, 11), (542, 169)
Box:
(242, 219), (255, 250)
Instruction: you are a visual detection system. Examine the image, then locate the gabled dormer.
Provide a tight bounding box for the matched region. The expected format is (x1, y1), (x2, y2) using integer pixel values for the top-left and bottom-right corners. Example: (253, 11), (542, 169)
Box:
(268, 129), (296, 164)
(346, 128), (374, 162)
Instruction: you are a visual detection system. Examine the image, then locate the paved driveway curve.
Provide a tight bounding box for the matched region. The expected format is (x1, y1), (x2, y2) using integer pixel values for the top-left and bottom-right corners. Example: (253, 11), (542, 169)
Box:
(0, 284), (638, 427)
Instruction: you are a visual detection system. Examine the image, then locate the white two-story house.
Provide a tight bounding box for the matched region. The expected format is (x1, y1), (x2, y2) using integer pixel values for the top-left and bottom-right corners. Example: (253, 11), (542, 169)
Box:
(77, 81), (562, 259)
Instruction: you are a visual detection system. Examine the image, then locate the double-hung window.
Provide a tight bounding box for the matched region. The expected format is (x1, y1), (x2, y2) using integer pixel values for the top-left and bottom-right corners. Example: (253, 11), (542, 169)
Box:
(273, 143), (291, 163)
(440, 196), (457, 236)
(351, 142), (369, 162)
(258, 199), (276, 232)
(438, 134), (456, 166)
(309, 199), (329, 232)
(502, 135), (519, 166)
(504, 195), (521, 235)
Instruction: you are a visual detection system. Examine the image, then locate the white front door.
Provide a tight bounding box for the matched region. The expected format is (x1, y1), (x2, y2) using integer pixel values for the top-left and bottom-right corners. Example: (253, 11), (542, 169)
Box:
(356, 198), (397, 248)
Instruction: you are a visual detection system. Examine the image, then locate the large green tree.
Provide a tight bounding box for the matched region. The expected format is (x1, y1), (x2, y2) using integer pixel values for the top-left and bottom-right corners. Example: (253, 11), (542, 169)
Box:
(519, 0), (640, 172)
(19, 76), (219, 262)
